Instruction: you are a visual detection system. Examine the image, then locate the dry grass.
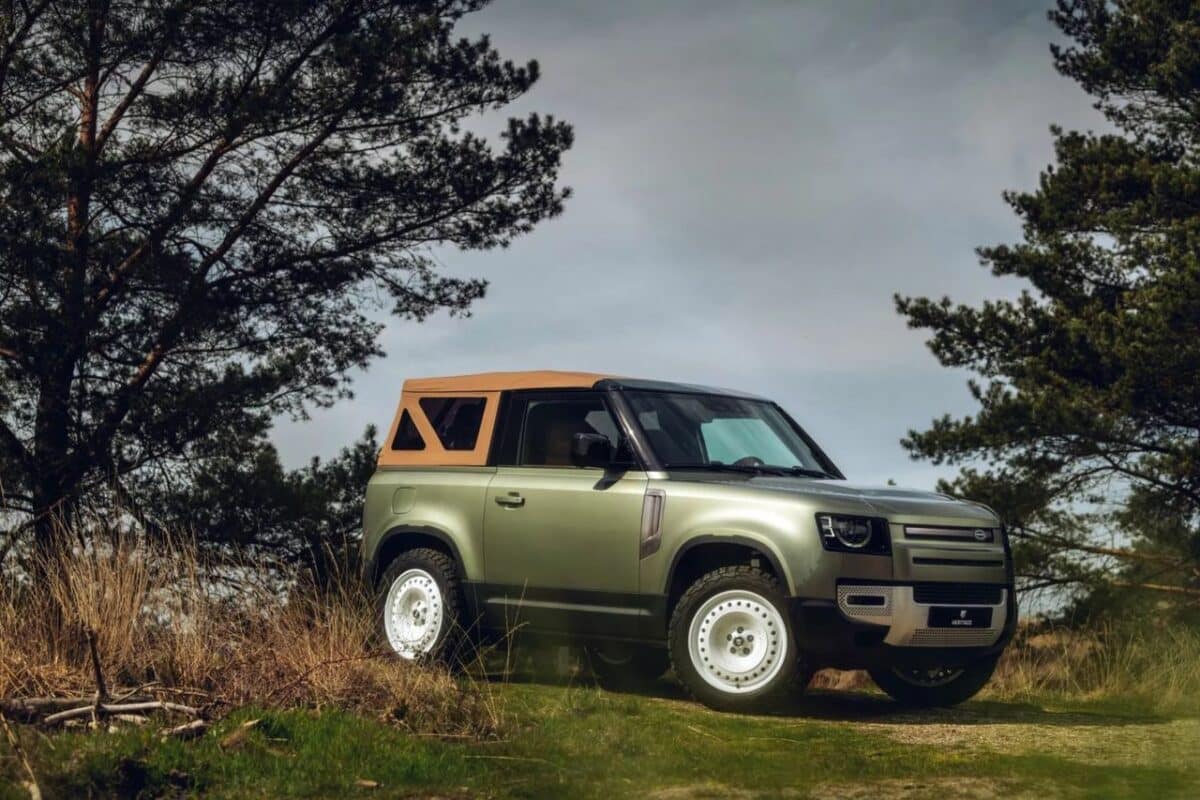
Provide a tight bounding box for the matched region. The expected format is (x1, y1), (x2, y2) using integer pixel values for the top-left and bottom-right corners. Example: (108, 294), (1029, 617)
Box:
(808, 622), (1200, 714)
(0, 527), (502, 738)
(5, 522), (1194, 736)
(986, 623), (1200, 712)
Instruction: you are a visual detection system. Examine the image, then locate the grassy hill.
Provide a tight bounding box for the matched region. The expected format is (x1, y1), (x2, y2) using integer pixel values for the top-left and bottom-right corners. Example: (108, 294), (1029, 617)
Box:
(4, 679), (1197, 799)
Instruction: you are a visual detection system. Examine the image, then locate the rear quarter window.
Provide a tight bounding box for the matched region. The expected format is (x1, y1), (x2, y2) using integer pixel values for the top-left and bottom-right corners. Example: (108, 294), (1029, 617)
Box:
(390, 409), (425, 450)
(419, 396), (487, 451)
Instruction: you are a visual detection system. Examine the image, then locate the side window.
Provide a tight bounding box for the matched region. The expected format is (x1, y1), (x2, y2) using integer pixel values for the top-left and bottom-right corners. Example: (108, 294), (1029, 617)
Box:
(390, 409), (425, 450)
(419, 396), (486, 451)
(518, 393), (622, 467)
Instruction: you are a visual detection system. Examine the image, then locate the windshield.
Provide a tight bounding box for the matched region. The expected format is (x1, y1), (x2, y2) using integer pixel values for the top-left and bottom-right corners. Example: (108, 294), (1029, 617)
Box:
(625, 391), (835, 476)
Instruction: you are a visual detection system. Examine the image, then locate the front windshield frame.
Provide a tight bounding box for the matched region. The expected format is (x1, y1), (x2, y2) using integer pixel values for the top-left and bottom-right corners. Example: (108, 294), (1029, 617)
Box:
(620, 389), (843, 479)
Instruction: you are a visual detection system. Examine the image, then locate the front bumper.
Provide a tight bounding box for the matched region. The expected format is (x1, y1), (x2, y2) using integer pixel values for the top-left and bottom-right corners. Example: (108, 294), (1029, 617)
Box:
(792, 581), (1017, 670)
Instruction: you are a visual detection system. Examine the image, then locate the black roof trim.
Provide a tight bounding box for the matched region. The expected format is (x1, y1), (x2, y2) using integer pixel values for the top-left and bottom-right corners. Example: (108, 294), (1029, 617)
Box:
(594, 377), (769, 400)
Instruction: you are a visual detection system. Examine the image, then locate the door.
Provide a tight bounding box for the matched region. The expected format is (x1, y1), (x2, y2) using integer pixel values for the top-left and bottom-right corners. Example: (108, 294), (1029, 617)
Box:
(482, 391), (648, 635)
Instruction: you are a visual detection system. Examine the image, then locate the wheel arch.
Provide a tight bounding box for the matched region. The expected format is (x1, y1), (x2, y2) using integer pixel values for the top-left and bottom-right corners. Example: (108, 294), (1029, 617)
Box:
(368, 525), (465, 587)
(663, 534), (792, 613)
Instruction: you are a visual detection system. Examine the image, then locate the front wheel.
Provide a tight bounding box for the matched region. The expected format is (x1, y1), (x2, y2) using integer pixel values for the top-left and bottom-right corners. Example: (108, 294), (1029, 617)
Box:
(868, 655), (999, 707)
(669, 565), (798, 712)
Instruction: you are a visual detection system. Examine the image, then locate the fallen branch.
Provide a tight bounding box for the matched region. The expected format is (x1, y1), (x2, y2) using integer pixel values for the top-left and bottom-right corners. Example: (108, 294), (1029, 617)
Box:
(160, 719), (208, 739)
(86, 628), (108, 727)
(219, 718), (261, 750)
(111, 681), (161, 704)
(86, 629), (108, 701)
(43, 701), (200, 726)
(0, 696), (151, 722)
(111, 714), (149, 726)
(1, 711), (42, 800)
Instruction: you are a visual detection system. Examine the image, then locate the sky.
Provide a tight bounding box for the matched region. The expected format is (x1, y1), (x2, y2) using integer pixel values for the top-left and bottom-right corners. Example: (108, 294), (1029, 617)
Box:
(276, 0), (1102, 490)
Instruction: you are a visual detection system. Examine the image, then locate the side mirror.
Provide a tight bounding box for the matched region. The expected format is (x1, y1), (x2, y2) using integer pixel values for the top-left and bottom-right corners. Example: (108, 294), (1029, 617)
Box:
(571, 432), (614, 468)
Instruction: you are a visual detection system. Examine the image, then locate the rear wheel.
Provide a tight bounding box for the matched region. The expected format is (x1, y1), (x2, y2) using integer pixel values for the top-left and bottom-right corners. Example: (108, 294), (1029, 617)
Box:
(868, 655), (999, 707)
(376, 548), (465, 665)
(669, 565), (798, 711)
(585, 644), (670, 690)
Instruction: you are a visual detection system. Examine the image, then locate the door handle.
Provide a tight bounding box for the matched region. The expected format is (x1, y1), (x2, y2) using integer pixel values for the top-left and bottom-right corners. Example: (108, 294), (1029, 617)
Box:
(495, 492), (525, 508)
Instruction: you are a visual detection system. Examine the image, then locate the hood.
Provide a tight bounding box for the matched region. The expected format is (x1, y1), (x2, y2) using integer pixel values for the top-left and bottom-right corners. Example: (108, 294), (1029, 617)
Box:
(675, 474), (999, 525)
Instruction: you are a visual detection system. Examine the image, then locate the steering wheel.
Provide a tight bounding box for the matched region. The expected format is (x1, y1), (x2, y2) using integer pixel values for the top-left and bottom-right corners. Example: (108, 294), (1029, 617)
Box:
(732, 456), (765, 467)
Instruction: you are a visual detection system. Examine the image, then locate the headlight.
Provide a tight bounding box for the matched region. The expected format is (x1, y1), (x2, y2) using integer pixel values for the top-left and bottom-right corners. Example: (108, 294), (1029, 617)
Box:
(816, 514), (890, 554)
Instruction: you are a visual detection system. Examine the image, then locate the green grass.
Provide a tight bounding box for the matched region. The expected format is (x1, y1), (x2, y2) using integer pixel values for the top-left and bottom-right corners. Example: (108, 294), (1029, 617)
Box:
(4, 680), (1199, 799)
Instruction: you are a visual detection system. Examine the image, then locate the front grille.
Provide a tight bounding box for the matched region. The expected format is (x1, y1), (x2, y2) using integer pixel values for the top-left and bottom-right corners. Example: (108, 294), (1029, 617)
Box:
(905, 525), (996, 543)
(912, 583), (1004, 605)
(906, 628), (999, 647)
(912, 556), (1005, 568)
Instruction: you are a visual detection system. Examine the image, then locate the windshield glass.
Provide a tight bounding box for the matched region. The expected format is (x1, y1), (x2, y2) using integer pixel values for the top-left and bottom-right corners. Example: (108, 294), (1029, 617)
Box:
(625, 391), (832, 475)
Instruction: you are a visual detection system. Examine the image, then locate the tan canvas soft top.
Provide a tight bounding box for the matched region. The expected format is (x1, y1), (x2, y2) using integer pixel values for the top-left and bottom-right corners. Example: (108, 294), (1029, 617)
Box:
(378, 371), (615, 467)
(401, 370), (612, 393)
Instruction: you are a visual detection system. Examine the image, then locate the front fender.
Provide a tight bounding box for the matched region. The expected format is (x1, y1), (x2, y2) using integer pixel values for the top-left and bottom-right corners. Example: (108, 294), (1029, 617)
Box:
(662, 530), (795, 595)
(641, 480), (815, 597)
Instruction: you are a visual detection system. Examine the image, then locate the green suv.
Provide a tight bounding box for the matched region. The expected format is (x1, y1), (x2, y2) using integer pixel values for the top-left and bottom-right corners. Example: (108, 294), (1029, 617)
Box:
(363, 371), (1016, 711)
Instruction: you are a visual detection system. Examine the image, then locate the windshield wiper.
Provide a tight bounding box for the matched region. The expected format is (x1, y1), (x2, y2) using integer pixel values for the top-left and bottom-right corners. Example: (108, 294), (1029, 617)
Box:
(662, 462), (790, 476)
(780, 466), (834, 479)
(663, 462), (832, 479)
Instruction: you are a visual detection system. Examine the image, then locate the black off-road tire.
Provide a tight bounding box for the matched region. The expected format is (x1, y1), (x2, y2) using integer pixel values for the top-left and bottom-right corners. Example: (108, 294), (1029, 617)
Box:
(668, 564), (799, 712)
(868, 654), (1000, 707)
(375, 547), (469, 667)
(585, 644), (670, 691)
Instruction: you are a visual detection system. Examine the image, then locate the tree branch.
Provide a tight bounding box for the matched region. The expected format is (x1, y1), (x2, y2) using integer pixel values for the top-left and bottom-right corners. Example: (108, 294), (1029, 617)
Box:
(0, 0), (53, 106)
(0, 416), (31, 473)
(1013, 526), (1189, 568)
(94, 50), (164, 154)
(94, 0), (190, 154)
(1108, 580), (1200, 598)
(86, 6), (356, 321)
(81, 106), (358, 474)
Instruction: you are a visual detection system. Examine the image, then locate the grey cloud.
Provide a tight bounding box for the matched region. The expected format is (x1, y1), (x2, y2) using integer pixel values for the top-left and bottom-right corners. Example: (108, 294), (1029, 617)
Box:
(275, 1), (1101, 489)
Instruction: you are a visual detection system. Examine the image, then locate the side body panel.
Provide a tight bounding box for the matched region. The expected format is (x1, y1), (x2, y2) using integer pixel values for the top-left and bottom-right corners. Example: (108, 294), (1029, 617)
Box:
(483, 467), (647, 593)
(480, 467), (649, 636)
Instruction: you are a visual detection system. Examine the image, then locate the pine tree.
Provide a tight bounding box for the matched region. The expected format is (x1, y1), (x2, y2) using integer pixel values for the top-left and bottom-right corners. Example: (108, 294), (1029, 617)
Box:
(897, 0), (1200, 612)
(0, 0), (572, 557)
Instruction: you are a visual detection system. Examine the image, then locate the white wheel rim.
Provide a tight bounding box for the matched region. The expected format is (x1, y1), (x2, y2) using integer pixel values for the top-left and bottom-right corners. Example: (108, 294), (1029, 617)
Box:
(383, 568), (443, 659)
(688, 589), (788, 693)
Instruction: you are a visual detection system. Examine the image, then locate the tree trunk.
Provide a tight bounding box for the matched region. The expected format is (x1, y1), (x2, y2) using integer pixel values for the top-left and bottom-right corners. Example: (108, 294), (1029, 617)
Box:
(30, 358), (76, 590)
(26, 0), (106, 567)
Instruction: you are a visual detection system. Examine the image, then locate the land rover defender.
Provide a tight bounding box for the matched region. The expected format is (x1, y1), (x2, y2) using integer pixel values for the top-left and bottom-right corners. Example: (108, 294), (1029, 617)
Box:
(363, 371), (1016, 711)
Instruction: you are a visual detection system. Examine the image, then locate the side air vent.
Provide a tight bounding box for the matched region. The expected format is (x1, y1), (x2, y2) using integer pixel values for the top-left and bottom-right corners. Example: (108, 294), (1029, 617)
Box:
(836, 585), (894, 620)
(639, 489), (666, 558)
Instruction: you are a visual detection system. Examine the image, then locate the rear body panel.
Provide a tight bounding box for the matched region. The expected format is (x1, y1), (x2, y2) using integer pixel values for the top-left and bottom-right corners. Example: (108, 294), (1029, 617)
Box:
(363, 466), (494, 582)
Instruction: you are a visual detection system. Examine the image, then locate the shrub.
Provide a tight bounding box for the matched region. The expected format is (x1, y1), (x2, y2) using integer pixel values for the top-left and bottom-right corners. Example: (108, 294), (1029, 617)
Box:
(986, 622), (1200, 714)
(0, 525), (500, 738)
